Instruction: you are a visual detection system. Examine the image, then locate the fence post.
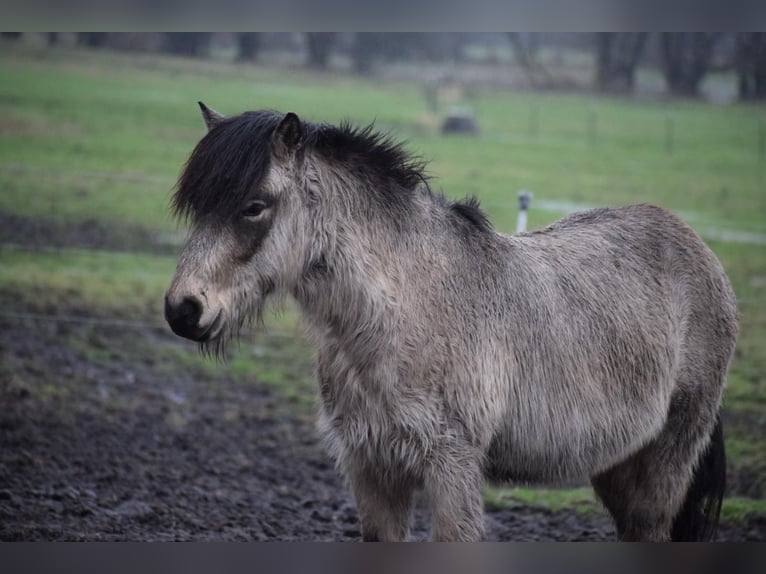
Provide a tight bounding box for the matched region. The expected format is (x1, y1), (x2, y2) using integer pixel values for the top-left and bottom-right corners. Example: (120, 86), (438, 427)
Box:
(517, 190), (533, 233)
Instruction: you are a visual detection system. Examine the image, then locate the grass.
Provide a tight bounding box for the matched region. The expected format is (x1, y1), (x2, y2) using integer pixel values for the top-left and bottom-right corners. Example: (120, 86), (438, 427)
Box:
(720, 497), (766, 522)
(0, 248), (175, 318)
(484, 485), (766, 524)
(2, 44), (765, 233)
(0, 41), (764, 517)
(484, 486), (601, 517)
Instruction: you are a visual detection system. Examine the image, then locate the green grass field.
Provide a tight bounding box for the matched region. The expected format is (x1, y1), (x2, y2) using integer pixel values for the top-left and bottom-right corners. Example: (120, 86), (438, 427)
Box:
(1, 42), (764, 519)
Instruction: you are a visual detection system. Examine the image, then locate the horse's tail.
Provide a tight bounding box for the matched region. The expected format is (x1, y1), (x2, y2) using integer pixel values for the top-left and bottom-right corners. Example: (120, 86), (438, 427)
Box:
(671, 414), (726, 541)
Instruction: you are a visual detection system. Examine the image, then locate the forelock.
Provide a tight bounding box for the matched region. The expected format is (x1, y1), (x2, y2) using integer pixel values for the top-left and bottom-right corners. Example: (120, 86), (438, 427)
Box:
(172, 110), (283, 222)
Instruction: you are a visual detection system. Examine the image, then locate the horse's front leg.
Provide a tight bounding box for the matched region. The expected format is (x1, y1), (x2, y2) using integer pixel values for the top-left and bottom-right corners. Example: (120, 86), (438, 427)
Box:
(347, 465), (415, 542)
(425, 450), (485, 541)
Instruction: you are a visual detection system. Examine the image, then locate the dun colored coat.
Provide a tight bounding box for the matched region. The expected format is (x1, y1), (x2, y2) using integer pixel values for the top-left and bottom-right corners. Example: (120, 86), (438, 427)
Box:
(165, 104), (738, 541)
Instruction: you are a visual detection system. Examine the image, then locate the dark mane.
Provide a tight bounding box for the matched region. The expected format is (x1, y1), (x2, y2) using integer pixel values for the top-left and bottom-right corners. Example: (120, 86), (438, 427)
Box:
(310, 121), (429, 192)
(173, 110), (491, 234)
(447, 196), (492, 233)
(173, 110), (283, 221)
(312, 123), (494, 233)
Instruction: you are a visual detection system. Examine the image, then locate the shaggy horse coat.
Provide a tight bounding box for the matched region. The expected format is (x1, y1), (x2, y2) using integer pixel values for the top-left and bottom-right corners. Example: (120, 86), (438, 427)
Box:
(165, 104), (738, 541)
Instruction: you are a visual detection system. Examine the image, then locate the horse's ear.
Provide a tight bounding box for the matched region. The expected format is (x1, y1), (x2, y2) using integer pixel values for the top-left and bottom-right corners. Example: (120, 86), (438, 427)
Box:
(198, 101), (225, 131)
(273, 112), (303, 157)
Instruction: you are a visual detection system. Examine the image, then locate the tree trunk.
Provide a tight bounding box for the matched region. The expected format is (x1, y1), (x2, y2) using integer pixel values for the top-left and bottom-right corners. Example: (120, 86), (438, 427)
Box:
(660, 33), (719, 97)
(238, 33), (261, 61)
(305, 33), (335, 69)
(164, 33), (211, 58)
(352, 33), (381, 74)
(736, 33), (766, 100)
(594, 32), (647, 93)
(508, 33), (550, 88)
(78, 33), (108, 48)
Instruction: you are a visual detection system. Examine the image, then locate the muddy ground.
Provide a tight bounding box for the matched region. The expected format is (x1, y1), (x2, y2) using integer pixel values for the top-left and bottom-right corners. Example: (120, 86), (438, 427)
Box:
(0, 215), (764, 541)
(2, 315), (764, 542)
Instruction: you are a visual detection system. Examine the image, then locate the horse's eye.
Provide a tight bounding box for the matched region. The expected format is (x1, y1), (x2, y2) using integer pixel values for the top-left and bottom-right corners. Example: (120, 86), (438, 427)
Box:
(242, 200), (268, 219)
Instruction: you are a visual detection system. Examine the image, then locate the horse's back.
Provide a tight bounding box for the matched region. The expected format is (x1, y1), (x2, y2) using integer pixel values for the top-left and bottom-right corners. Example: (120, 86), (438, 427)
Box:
(521, 204), (736, 328)
(545, 204), (737, 346)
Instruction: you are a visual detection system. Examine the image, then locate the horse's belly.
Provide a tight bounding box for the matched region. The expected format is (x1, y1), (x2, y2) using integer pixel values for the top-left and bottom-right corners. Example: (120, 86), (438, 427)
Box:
(484, 383), (670, 483)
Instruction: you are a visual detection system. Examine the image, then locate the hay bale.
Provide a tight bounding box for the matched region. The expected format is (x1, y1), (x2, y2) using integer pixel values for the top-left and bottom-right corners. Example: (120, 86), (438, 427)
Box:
(441, 107), (479, 135)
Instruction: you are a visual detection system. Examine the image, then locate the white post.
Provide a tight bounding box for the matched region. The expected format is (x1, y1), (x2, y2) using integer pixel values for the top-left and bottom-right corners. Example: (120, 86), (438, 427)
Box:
(516, 190), (533, 233)
(516, 210), (528, 234)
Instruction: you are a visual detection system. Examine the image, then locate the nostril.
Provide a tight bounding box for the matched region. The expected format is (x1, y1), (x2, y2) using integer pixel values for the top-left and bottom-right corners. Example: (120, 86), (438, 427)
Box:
(165, 295), (203, 335)
(178, 297), (202, 327)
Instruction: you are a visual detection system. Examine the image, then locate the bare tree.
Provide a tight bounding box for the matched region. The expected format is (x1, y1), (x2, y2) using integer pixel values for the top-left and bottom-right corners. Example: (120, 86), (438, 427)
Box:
(507, 33), (552, 87)
(78, 33), (108, 48)
(350, 33), (464, 75)
(351, 33), (383, 74)
(735, 33), (766, 100)
(594, 33), (647, 93)
(237, 33), (261, 62)
(443, 32), (467, 63)
(660, 33), (720, 97)
(163, 33), (212, 58)
(305, 33), (336, 69)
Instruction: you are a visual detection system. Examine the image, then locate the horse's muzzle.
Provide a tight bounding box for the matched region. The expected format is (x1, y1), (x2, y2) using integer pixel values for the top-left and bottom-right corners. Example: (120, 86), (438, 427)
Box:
(164, 295), (220, 342)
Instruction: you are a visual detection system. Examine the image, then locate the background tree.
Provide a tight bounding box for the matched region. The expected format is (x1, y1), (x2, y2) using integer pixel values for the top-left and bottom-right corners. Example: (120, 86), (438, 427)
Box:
(350, 33), (461, 75)
(507, 33), (552, 88)
(659, 33), (719, 97)
(594, 33), (647, 93)
(237, 33), (261, 62)
(351, 33), (383, 74)
(735, 33), (766, 100)
(163, 33), (212, 58)
(442, 32), (467, 63)
(78, 33), (108, 48)
(304, 33), (336, 69)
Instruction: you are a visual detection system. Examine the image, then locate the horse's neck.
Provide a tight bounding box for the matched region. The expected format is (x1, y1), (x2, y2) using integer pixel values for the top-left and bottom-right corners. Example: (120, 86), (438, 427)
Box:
(296, 226), (407, 361)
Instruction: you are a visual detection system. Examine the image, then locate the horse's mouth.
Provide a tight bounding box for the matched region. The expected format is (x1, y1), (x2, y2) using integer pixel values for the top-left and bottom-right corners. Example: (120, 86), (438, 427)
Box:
(197, 309), (224, 343)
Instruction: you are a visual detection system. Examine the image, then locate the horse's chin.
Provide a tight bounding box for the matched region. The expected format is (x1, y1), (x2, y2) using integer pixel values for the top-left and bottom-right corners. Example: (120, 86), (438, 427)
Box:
(197, 294), (267, 358)
(196, 310), (229, 356)
(199, 331), (228, 358)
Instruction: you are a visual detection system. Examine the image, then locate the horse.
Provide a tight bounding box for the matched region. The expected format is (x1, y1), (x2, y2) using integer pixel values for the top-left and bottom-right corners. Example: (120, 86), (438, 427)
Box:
(164, 103), (738, 541)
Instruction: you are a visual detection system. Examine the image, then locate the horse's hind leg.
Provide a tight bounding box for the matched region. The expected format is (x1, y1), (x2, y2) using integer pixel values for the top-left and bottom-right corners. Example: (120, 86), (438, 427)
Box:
(591, 389), (723, 541)
(591, 447), (687, 541)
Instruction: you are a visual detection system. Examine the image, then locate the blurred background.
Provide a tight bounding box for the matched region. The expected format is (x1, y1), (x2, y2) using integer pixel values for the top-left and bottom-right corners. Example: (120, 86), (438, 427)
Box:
(0, 32), (764, 541)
